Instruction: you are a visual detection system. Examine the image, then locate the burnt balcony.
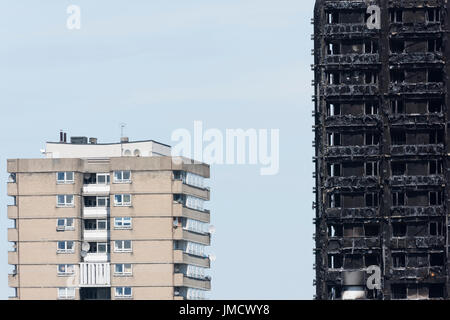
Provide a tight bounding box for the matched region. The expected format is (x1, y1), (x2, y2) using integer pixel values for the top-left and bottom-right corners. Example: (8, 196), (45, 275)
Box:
(325, 115), (382, 128)
(324, 54), (380, 66)
(324, 145), (381, 159)
(390, 236), (445, 249)
(323, 24), (379, 39)
(388, 113), (444, 128)
(324, 1), (369, 10)
(389, 52), (444, 65)
(390, 22), (442, 37)
(391, 206), (444, 218)
(325, 176), (380, 191)
(389, 82), (444, 95)
(328, 237), (381, 250)
(325, 207), (380, 220)
(390, 144), (444, 156)
(322, 84), (379, 97)
(389, 175), (445, 188)
(391, 266), (445, 280)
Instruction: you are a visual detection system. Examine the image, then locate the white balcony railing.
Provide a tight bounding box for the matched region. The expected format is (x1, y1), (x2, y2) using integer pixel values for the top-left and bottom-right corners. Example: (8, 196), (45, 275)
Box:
(82, 184), (110, 195)
(83, 229), (108, 241)
(83, 207), (109, 218)
(84, 253), (109, 263)
(79, 263), (111, 287)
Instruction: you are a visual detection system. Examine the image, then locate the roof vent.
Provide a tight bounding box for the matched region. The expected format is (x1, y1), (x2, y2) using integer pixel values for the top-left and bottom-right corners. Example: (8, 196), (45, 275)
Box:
(121, 137), (129, 143)
(89, 137), (98, 144)
(70, 136), (88, 144)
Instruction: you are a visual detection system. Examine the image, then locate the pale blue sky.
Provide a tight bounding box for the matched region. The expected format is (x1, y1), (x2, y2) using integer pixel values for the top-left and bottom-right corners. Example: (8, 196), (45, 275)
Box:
(0, 0), (315, 299)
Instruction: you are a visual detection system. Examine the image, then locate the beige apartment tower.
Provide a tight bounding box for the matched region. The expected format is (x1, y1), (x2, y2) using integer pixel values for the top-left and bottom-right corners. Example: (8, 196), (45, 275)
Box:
(7, 134), (212, 300)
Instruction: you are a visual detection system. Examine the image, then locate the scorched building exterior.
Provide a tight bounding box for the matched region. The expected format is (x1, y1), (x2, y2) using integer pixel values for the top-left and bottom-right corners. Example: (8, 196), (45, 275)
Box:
(313, 0), (449, 299)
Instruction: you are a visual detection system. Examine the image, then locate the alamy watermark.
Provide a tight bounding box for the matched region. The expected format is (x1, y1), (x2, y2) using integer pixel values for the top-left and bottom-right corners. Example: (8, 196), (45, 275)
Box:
(171, 121), (280, 176)
(66, 5), (81, 30)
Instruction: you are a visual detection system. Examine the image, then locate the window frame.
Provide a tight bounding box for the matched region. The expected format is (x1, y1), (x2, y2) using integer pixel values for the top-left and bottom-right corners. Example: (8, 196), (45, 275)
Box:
(114, 240), (132, 253)
(56, 195), (75, 208)
(57, 241), (75, 254)
(56, 218), (75, 231)
(114, 217), (132, 230)
(114, 171), (132, 184)
(56, 172), (75, 184)
(115, 287), (132, 298)
(114, 263), (133, 276)
(57, 287), (76, 300)
(57, 264), (75, 276)
(114, 194), (132, 207)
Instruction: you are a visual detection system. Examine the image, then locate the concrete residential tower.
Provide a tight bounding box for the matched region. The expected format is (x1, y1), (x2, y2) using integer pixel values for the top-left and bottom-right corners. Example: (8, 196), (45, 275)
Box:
(7, 134), (212, 300)
(314, 0), (449, 299)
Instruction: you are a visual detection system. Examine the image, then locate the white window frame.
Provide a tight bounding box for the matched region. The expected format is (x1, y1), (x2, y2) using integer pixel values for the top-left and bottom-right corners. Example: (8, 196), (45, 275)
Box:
(115, 287), (132, 298)
(114, 263), (132, 276)
(58, 287), (76, 300)
(114, 171), (132, 183)
(57, 195), (74, 208)
(114, 194), (132, 207)
(57, 264), (75, 276)
(56, 218), (75, 231)
(56, 172), (74, 184)
(57, 241), (75, 254)
(114, 217), (132, 230)
(96, 173), (110, 185)
(114, 240), (132, 253)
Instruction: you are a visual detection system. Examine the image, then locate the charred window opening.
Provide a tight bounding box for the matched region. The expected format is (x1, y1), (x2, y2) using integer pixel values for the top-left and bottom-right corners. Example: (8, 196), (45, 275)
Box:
(344, 254), (363, 269)
(391, 70), (405, 83)
(391, 100), (405, 114)
(365, 101), (379, 115)
(365, 133), (379, 146)
(365, 162), (378, 176)
(327, 163), (342, 177)
(327, 286), (342, 300)
(390, 10), (403, 23)
(327, 72), (341, 85)
(365, 71), (378, 84)
(429, 191), (443, 206)
(393, 253), (406, 268)
(429, 221), (443, 236)
(392, 192), (406, 206)
(328, 224), (343, 237)
(428, 39), (442, 52)
(327, 42), (341, 55)
(328, 254), (343, 269)
(426, 9), (441, 23)
(365, 193), (378, 207)
(428, 69), (442, 83)
(365, 254), (379, 267)
(428, 100), (442, 113)
(344, 224), (363, 238)
(390, 40), (405, 53)
(327, 132), (341, 146)
(429, 130), (444, 144)
(430, 253), (444, 266)
(393, 223), (407, 237)
(392, 284), (407, 299)
(392, 161), (406, 175)
(429, 160), (442, 175)
(391, 130), (406, 145)
(365, 41), (379, 54)
(365, 224), (379, 237)
(326, 103), (341, 116)
(429, 284), (444, 299)
(329, 193), (341, 208)
(327, 12), (339, 24)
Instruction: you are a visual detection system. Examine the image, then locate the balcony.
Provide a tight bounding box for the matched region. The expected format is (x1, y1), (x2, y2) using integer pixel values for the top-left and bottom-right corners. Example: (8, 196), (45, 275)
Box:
(390, 22), (442, 37)
(83, 230), (108, 241)
(325, 115), (382, 128)
(174, 228), (210, 246)
(324, 145), (380, 159)
(391, 206), (444, 218)
(174, 273), (211, 291)
(325, 207), (379, 220)
(79, 263), (111, 287)
(8, 229), (18, 242)
(388, 113), (444, 128)
(173, 203), (210, 223)
(389, 175), (445, 188)
(324, 54), (380, 67)
(390, 236), (445, 249)
(390, 144), (444, 156)
(321, 84), (379, 97)
(83, 207), (110, 219)
(8, 251), (18, 265)
(7, 182), (17, 196)
(325, 176), (380, 191)
(389, 52), (444, 65)
(82, 184), (110, 196)
(389, 82), (444, 95)
(174, 250), (210, 268)
(84, 253), (109, 263)
(8, 274), (18, 287)
(328, 237), (381, 250)
(7, 206), (18, 219)
(391, 266), (445, 280)
(172, 180), (210, 200)
(323, 24), (379, 39)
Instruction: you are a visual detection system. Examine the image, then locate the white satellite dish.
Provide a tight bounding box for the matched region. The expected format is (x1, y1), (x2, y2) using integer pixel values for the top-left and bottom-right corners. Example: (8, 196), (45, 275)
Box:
(82, 242), (90, 252)
(208, 225), (216, 235)
(80, 250), (87, 258)
(209, 254), (216, 262)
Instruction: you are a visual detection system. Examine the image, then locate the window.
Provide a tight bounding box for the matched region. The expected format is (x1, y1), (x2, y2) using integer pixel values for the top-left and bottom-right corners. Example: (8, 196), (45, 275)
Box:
(184, 172), (205, 189)
(58, 288), (75, 300)
(364, 225), (379, 237)
(392, 162), (406, 175)
(365, 193), (378, 207)
(57, 172), (74, 184)
(429, 221), (443, 236)
(327, 12), (339, 24)
(392, 284), (407, 300)
(392, 192), (406, 206)
(115, 240), (132, 253)
(57, 241), (74, 253)
(390, 40), (405, 53)
(327, 163), (341, 177)
(393, 254), (406, 268)
(115, 287), (132, 298)
(328, 225), (343, 237)
(57, 195), (74, 207)
(429, 160), (442, 175)
(428, 39), (442, 52)
(391, 131), (406, 145)
(365, 133), (379, 146)
(365, 162), (378, 176)
(391, 100), (404, 114)
(184, 219), (209, 234)
(364, 41), (378, 54)
(327, 42), (340, 55)
(327, 132), (341, 146)
(429, 191), (443, 205)
(114, 264), (132, 276)
(114, 171), (131, 183)
(329, 193), (341, 208)
(185, 195), (205, 211)
(428, 69), (442, 82)
(430, 253), (444, 266)
(96, 173), (110, 185)
(393, 223), (407, 237)
(328, 254), (343, 269)
(427, 9), (440, 22)
(365, 71), (378, 84)
(390, 70), (405, 83)
(365, 101), (379, 115)
(390, 10), (403, 23)
(84, 219), (108, 231)
(326, 103), (341, 116)
(428, 100), (442, 113)
(88, 242), (109, 254)
(114, 194), (131, 206)
(58, 264), (75, 276)
(56, 218), (74, 231)
(327, 72), (340, 85)
(429, 130), (444, 144)
(114, 217), (132, 229)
